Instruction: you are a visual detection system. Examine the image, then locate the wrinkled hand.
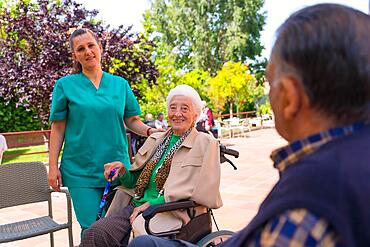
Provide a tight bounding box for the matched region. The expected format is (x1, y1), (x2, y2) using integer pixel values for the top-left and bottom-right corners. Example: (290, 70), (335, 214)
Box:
(130, 202), (150, 224)
(104, 161), (126, 181)
(48, 167), (62, 192)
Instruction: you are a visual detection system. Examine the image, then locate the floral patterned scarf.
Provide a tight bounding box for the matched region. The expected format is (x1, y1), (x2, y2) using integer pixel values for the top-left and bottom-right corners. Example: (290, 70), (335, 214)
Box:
(134, 128), (192, 199)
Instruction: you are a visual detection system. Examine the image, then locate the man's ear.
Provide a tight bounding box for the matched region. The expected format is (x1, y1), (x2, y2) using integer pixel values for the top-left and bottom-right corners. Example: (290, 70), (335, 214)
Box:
(280, 76), (306, 120)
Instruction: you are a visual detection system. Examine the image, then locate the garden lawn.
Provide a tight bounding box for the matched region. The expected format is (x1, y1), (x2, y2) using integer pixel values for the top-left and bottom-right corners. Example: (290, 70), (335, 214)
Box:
(2, 145), (49, 164)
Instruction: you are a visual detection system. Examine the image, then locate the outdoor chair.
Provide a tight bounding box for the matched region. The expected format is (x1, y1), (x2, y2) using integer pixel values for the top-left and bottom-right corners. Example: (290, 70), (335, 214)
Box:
(239, 118), (251, 137)
(0, 162), (73, 247)
(223, 118), (243, 138)
(214, 120), (232, 139)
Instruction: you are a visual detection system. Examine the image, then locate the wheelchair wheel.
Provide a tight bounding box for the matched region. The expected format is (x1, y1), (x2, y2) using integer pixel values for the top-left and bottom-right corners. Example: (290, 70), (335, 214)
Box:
(196, 230), (234, 247)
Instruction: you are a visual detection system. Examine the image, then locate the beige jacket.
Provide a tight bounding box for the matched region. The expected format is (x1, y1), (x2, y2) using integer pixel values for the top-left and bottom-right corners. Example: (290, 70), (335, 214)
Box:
(108, 127), (222, 233)
(132, 127), (223, 210)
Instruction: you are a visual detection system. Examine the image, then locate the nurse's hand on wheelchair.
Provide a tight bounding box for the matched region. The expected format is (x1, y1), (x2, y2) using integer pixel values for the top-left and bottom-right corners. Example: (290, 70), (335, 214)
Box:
(104, 161), (126, 182)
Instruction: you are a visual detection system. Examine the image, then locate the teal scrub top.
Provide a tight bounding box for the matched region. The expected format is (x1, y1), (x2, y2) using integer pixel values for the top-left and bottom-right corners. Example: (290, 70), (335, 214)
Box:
(49, 72), (141, 187)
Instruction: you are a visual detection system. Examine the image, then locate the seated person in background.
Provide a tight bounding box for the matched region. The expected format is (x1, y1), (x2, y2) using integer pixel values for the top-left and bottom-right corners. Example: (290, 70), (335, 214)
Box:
(134, 113), (157, 153)
(128, 3), (370, 247)
(80, 84), (222, 247)
(195, 103), (208, 133)
(154, 112), (168, 130)
(202, 100), (218, 138)
(143, 113), (156, 128)
(202, 101), (215, 132)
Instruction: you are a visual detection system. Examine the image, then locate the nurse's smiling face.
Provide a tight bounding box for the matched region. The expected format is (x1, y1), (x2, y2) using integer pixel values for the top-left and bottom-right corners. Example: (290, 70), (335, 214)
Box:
(71, 32), (102, 71)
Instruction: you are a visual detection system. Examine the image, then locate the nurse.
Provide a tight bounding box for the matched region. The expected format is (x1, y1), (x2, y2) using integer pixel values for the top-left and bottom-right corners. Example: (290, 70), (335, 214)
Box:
(48, 28), (156, 235)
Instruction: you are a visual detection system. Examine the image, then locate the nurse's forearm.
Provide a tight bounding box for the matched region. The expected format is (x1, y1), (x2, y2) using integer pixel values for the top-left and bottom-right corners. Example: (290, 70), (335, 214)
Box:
(124, 116), (154, 137)
(49, 120), (66, 169)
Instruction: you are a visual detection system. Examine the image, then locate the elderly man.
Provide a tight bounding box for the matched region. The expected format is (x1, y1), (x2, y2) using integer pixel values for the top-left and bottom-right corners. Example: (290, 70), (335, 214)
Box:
(128, 3), (370, 247)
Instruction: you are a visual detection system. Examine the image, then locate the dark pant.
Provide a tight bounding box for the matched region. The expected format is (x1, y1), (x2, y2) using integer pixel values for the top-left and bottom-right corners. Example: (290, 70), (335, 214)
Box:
(80, 204), (135, 247)
(128, 235), (197, 247)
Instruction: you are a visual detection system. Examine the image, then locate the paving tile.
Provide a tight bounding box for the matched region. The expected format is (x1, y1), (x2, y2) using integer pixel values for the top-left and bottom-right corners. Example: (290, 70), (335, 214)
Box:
(0, 128), (286, 246)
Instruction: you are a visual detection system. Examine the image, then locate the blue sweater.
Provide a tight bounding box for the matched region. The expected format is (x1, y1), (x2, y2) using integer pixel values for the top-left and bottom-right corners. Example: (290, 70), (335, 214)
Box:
(222, 124), (370, 246)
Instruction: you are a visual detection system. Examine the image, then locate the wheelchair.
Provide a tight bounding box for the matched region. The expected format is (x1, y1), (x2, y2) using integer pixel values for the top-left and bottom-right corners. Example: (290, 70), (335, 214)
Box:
(141, 144), (239, 247)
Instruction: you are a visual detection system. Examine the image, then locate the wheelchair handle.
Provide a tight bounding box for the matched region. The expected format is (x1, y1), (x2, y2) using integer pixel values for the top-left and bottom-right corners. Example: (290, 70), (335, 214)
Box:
(220, 144), (239, 170)
(220, 144), (239, 158)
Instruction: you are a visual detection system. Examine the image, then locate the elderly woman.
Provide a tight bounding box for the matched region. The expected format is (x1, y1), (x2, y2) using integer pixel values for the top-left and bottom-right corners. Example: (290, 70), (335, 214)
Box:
(80, 84), (222, 247)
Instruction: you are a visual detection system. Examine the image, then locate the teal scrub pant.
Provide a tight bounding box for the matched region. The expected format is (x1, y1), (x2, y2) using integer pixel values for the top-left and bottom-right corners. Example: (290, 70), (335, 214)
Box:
(68, 187), (104, 237)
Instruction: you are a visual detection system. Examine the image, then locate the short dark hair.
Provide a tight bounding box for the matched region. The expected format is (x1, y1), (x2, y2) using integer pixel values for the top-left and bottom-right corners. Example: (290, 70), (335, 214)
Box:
(272, 4), (370, 124)
(69, 28), (100, 73)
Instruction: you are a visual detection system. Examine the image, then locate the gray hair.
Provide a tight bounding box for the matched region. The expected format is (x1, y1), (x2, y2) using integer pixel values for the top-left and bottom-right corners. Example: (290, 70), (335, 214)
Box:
(272, 4), (370, 124)
(166, 84), (202, 120)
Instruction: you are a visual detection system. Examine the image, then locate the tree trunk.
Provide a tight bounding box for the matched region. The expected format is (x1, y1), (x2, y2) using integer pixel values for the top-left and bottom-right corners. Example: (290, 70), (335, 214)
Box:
(229, 102), (233, 118)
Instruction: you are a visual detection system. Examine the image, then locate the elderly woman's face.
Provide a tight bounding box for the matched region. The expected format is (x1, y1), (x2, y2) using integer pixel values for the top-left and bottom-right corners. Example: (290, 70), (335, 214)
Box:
(168, 95), (197, 135)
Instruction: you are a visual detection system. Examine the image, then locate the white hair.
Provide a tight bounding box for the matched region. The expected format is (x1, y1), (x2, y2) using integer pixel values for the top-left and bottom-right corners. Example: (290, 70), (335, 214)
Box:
(166, 84), (202, 120)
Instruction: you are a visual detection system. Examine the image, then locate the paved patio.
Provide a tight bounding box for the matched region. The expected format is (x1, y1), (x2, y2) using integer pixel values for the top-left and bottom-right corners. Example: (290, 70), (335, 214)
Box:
(0, 128), (287, 246)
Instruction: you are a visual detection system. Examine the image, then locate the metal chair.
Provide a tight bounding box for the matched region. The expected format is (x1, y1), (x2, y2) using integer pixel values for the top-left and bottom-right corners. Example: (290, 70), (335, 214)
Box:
(0, 162), (73, 247)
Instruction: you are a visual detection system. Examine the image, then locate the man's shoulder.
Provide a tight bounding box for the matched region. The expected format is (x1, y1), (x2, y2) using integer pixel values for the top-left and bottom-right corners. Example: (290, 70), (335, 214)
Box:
(312, 124), (370, 163)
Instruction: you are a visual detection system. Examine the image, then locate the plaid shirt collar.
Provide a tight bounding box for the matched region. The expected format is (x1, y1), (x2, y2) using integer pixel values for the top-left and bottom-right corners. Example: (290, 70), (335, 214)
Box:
(271, 122), (365, 172)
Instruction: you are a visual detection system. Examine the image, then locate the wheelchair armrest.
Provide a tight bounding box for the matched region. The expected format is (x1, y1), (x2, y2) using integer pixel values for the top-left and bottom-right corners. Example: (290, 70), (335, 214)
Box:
(143, 200), (198, 220)
(142, 200), (199, 237)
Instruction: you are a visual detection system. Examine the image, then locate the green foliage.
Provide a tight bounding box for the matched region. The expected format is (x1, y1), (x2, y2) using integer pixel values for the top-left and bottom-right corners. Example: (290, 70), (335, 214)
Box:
(177, 69), (211, 101)
(257, 100), (272, 115)
(140, 60), (265, 119)
(139, 67), (211, 117)
(0, 100), (43, 132)
(209, 61), (261, 115)
(142, 0), (267, 116)
(250, 58), (268, 85)
(144, 0), (266, 75)
(0, 0), (157, 127)
(2, 144), (48, 164)
(137, 56), (178, 116)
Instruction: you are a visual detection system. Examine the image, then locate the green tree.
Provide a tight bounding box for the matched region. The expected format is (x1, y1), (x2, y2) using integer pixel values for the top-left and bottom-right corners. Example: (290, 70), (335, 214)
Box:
(144, 0), (266, 75)
(0, 100), (42, 132)
(137, 56), (179, 117)
(139, 67), (211, 117)
(209, 61), (261, 116)
(177, 69), (211, 101)
(0, 0), (157, 127)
